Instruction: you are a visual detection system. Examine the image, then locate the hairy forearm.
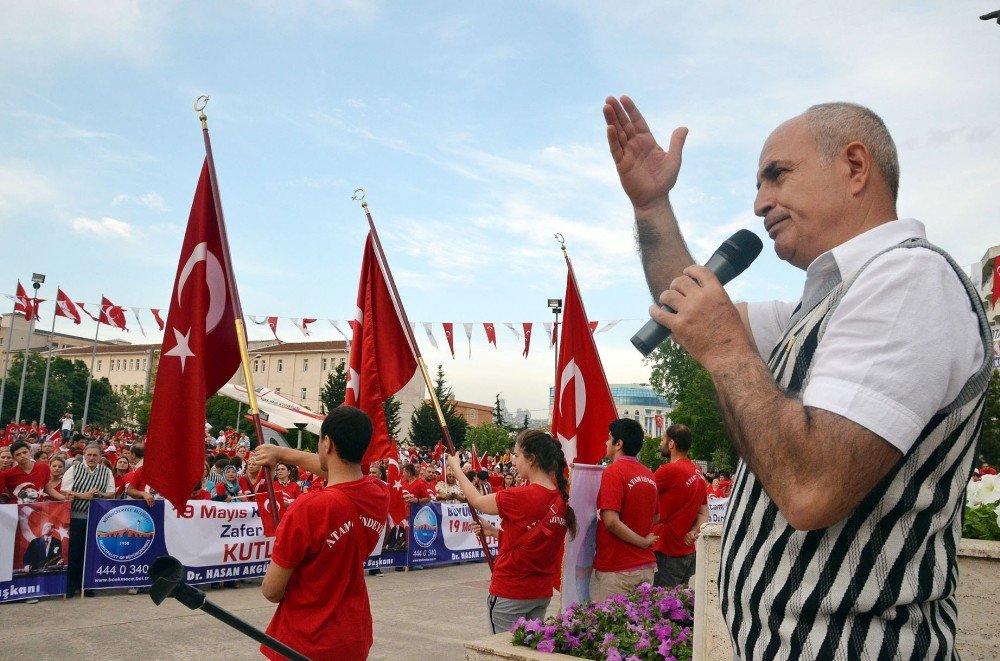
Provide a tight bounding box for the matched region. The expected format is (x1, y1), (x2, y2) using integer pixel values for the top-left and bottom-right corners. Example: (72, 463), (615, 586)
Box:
(708, 350), (901, 530)
(603, 512), (648, 548)
(635, 199), (695, 300)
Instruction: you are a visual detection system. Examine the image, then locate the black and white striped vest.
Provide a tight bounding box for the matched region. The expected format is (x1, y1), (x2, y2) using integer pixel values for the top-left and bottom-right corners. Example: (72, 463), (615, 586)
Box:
(719, 238), (994, 660)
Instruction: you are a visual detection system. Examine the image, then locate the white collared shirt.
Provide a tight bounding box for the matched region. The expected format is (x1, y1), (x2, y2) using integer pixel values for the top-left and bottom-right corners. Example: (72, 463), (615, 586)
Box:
(747, 218), (984, 453)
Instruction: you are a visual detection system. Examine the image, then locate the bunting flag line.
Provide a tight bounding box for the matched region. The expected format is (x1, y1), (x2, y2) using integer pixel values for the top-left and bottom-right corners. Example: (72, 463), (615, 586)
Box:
(145, 157), (242, 512)
(151, 308), (165, 331)
(589, 320), (599, 333)
(463, 322), (473, 357)
(329, 319), (351, 344)
(267, 316), (281, 342)
(522, 322), (533, 358)
(484, 322), (497, 347)
(76, 302), (99, 322)
(504, 322), (522, 340)
(55, 289), (82, 324)
(422, 321), (438, 349)
(130, 307), (147, 336)
(543, 322), (553, 346)
(293, 318), (317, 337)
(442, 322), (455, 358)
(248, 315), (268, 325)
(596, 319), (621, 333)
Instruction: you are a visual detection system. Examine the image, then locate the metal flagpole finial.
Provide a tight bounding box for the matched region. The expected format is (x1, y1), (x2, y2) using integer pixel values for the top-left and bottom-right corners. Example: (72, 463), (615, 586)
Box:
(352, 188), (369, 213)
(555, 232), (567, 256)
(194, 95), (210, 129)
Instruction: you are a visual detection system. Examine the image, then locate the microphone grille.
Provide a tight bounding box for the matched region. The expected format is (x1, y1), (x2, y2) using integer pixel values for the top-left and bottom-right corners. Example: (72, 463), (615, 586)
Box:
(717, 229), (764, 271)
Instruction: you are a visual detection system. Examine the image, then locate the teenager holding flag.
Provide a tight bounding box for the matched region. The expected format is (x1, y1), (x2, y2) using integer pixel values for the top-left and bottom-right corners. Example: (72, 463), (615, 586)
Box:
(447, 429), (576, 634)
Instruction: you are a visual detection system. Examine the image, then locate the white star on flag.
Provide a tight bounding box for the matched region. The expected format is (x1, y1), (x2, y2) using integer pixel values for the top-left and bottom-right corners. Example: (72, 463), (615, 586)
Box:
(164, 327), (195, 372)
(347, 366), (360, 399)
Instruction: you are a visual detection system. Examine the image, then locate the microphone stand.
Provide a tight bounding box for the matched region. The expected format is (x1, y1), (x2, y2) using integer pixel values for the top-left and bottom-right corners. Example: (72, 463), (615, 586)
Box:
(147, 555), (310, 661)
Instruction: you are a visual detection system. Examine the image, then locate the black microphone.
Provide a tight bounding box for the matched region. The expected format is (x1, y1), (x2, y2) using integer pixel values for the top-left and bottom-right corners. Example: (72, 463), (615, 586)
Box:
(630, 229), (764, 356)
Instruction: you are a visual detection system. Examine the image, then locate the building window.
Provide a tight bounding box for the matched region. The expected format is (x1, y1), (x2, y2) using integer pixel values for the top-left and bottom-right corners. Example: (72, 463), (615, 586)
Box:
(253, 359), (259, 373)
(340, 357), (346, 365)
(469, 410), (477, 420)
(321, 358), (327, 371)
(97, 360), (102, 371)
(302, 358), (309, 372)
(261, 361), (266, 372)
(277, 359), (283, 373)
(275, 387), (281, 394)
(301, 388), (307, 401)
(143, 359), (147, 370)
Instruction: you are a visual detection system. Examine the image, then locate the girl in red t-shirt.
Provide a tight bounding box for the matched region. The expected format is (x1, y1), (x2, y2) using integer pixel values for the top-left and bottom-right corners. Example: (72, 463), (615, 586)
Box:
(447, 429), (576, 634)
(113, 457), (131, 497)
(273, 463), (301, 506)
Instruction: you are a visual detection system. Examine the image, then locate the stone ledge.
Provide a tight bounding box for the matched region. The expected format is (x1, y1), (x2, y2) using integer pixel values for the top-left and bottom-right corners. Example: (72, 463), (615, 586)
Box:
(466, 632), (571, 660)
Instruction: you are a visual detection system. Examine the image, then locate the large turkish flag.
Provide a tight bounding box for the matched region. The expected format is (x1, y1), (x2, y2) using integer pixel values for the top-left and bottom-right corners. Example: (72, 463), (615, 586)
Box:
(145, 160), (241, 511)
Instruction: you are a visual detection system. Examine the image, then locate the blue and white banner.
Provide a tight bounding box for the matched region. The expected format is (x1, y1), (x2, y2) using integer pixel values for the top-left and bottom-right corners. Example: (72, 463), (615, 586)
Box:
(83, 500), (272, 590)
(406, 502), (499, 567)
(0, 501), (70, 602)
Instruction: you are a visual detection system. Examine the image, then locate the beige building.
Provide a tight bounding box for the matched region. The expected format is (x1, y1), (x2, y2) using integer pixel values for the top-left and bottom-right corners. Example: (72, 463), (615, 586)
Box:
(0, 312), (113, 367)
(452, 399), (495, 427)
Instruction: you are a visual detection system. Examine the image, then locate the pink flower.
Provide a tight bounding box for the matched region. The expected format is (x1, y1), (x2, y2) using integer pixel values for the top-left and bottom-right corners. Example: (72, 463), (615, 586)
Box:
(536, 639), (555, 654)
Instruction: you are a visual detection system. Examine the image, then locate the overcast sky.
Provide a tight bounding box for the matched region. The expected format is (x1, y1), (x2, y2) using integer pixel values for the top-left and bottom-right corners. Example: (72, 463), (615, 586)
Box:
(2, 2), (998, 416)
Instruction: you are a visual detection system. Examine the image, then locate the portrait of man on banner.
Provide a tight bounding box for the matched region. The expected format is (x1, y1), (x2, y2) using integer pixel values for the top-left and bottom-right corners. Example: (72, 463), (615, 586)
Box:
(13, 502), (70, 575)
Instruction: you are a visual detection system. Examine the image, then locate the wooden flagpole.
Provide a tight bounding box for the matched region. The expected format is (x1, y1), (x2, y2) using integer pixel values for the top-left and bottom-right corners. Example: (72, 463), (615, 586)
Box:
(195, 96), (280, 529)
(353, 189), (495, 570)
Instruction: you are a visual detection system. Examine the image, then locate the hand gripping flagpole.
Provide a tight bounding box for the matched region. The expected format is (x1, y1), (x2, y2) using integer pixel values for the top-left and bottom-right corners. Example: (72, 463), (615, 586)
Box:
(196, 96), (280, 530)
(353, 189), (495, 570)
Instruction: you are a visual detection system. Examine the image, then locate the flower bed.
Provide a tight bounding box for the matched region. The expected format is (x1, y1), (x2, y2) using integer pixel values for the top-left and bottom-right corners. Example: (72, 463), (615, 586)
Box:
(965, 474), (1000, 541)
(510, 584), (694, 660)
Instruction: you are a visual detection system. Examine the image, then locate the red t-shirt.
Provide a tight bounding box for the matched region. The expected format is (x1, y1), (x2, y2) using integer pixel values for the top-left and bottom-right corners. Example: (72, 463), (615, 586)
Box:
(653, 459), (707, 557)
(275, 481), (301, 505)
(595, 456), (658, 572)
(3, 462), (52, 503)
(239, 474), (268, 496)
(401, 478), (430, 517)
(490, 483), (567, 600)
(191, 489), (212, 500)
(264, 476), (389, 661)
(982, 467), (998, 476)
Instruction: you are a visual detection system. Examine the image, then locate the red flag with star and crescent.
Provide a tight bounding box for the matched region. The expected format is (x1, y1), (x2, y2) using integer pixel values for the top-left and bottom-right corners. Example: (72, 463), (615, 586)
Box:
(346, 233), (419, 471)
(99, 296), (127, 330)
(551, 265), (617, 465)
(55, 288), (82, 324)
(13, 281), (41, 321)
(145, 160), (241, 511)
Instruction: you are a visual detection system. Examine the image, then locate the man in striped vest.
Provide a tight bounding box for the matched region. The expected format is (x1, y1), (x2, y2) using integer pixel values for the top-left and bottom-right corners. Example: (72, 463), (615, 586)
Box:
(62, 442), (116, 597)
(605, 95), (992, 659)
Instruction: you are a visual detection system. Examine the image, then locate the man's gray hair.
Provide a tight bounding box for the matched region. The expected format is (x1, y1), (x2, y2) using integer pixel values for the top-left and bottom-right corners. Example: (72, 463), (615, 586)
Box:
(803, 102), (900, 202)
(85, 442), (103, 453)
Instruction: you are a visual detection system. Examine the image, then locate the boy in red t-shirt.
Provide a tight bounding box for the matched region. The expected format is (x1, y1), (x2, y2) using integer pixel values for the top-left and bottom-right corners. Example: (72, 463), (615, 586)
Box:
(652, 424), (708, 589)
(592, 418), (659, 603)
(258, 406), (389, 661)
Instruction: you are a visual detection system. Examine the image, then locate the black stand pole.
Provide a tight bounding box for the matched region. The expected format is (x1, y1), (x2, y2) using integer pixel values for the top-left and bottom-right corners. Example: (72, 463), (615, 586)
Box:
(148, 556), (310, 661)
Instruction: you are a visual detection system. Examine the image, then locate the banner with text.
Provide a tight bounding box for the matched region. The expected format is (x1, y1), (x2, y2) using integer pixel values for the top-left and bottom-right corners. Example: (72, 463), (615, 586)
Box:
(83, 500), (272, 590)
(0, 501), (71, 603)
(406, 502), (500, 567)
(707, 496), (730, 524)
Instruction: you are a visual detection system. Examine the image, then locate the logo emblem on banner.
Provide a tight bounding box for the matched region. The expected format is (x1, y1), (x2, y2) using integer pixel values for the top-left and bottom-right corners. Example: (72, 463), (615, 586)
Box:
(95, 505), (156, 562)
(412, 506), (438, 548)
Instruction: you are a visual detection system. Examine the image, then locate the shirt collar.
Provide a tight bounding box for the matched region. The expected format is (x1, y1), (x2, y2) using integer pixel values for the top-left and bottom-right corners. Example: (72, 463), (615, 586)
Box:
(615, 455), (640, 464)
(801, 218), (925, 305)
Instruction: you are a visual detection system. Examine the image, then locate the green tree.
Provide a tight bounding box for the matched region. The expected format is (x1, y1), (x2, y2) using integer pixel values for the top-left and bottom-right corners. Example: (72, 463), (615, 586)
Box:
(638, 435), (666, 472)
(1, 353), (118, 429)
(113, 384), (153, 432)
(646, 340), (731, 466)
(383, 395), (402, 441)
(205, 394), (256, 444)
(979, 369), (1000, 466)
(466, 423), (514, 456)
(492, 394), (506, 428)
(522, 412), (530, 430)
(407, 365), (468, 449)
(320, 361), (348, 413)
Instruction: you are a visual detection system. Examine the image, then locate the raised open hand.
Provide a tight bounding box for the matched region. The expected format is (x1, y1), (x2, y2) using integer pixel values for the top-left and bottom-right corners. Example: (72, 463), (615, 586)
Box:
(604, 96), (688, 212)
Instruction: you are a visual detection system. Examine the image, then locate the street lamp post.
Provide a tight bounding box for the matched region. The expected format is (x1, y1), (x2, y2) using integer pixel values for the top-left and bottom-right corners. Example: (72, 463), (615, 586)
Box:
(15, 273), (44, 422)
(547, 298), (562, 388)
(293, 422), (307, 451)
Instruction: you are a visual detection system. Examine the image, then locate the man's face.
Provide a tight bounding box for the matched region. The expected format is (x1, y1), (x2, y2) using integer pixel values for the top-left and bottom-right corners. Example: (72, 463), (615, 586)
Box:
(0, 450), (11, 469)
(12, 447), (31, 467)
(604, 434), (619, 462)
(42, 522), (53, 537)
(754, 117), (851, 270)
(84, 448), (101, 468)
(659, 434), (673, 458)
(42, 442), (54, 455)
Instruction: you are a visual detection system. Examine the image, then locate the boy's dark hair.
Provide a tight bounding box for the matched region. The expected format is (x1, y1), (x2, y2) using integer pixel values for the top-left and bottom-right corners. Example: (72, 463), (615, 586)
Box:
(213, 457), (229, 471)
(10, 440), (30, 455)
(130, 442), (145, 459)
(666, 424), (692, 452)
(608, 418), (645, 456)
(403, 464), (419, 478)
(477, 470), (489, 481)
(320, 406), (373, 465)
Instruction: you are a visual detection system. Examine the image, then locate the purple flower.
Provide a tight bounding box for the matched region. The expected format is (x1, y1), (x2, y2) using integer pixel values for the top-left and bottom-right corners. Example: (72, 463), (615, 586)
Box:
(542, 625), (558, 640)
(606, 648), (623, 661)
(524, 620), (544, 634)
(564, 634), (581, 650)
(602, 633), (619, 646)
(536, 639), (555, 654)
